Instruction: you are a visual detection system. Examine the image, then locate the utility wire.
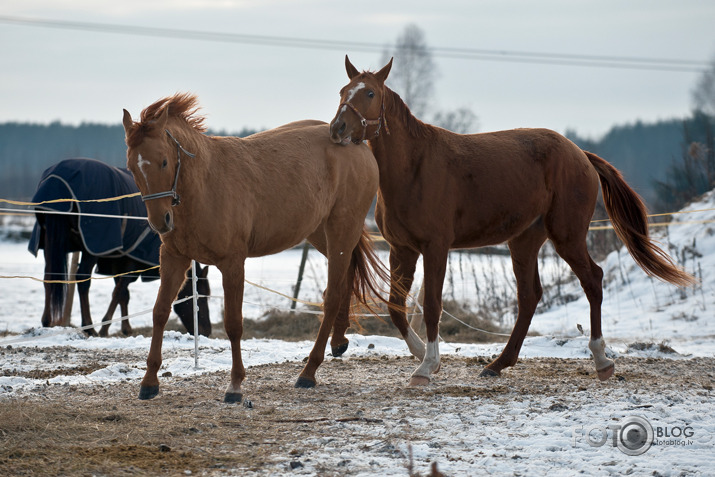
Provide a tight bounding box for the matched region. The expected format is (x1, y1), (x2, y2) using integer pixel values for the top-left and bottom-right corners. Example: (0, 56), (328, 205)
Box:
(0, 15), (709, 73)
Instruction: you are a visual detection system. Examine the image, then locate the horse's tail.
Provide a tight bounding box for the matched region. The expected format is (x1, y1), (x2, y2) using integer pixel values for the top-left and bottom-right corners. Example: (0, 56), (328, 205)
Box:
(41, 214), (69, 326)
(585, 151), (695, 287)
(350, 228), (403, 314)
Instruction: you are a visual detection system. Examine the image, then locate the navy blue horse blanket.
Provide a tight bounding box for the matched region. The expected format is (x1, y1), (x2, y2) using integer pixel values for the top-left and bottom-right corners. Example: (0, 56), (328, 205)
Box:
(28, 158), (161, 278)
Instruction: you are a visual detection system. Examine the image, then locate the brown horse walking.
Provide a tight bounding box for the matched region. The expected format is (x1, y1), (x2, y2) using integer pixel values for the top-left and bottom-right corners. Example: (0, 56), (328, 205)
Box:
(329, 56), (694, 386)
(123, 93), (384, 402)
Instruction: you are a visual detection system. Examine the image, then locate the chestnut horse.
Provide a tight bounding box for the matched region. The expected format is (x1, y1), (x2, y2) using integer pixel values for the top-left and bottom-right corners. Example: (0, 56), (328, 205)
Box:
(123, 93), (384, 402)
(329, 56), (694, 386)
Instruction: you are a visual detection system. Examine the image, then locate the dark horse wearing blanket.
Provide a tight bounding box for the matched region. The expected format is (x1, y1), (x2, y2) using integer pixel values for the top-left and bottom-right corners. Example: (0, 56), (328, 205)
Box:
(123, 93), (386, 402)
(29, 158), (211, 337)
(329, 56), (694, 386)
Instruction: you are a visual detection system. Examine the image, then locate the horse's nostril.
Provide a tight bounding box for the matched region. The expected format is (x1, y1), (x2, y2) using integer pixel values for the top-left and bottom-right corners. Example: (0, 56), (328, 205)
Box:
(164, 212), (172, 228)
(337, 122), (346, 136)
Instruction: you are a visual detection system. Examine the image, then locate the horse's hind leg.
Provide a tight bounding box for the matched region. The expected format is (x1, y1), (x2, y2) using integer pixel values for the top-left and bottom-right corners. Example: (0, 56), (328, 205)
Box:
(329, 264), (355, 357)
(296, 246), (353, 388)
(98, 277), (129, 337)
(220, 257), (247, 403)
(551, 239), (612, 380)
(481, 224), (546, 377)
(307, 230), (353, 357)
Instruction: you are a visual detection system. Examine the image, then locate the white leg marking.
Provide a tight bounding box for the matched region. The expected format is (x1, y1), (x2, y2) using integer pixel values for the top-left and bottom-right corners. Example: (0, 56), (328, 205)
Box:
(412, 340), (440, 380)
(588, 337), (614, 371)
(405, 327), (426, 360)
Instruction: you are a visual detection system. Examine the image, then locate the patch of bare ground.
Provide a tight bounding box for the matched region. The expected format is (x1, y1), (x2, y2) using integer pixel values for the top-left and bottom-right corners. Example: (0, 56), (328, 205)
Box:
(1, 350), (713, 476)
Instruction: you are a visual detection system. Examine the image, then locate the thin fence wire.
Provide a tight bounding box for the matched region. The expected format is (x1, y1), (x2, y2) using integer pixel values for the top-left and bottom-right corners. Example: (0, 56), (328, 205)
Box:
(1, 193), (712, 350)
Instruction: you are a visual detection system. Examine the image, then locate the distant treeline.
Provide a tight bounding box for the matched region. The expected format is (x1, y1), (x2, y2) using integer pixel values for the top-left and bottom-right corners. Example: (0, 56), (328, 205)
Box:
(1, 114), (713, 212)
(567, 111), (714, 211)
(0, 122), (258, 200)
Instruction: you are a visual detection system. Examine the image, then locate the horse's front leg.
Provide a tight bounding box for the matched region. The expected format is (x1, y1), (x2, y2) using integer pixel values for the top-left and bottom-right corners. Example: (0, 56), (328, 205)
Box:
(409, 244), (449, 386)
(118, 278), (134, 336)
(221, 259), (247, 403)
(139, 251), (190, 400)
(77, 253), (98, 337)
(388, 245), (425, 360)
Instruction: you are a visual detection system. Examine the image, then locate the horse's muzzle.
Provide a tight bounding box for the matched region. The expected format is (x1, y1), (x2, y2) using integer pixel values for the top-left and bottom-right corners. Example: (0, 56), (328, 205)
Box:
(329, 120), (352, 146)
(149, 211), (174, 235)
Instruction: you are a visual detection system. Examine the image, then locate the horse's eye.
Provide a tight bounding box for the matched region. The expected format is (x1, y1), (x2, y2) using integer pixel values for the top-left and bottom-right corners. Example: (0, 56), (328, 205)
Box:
(367, 90), (375, 98)
(162, 159), (168, 168)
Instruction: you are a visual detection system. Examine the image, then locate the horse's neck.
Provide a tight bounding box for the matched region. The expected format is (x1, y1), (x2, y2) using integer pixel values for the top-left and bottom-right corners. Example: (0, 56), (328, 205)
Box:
(170, 128), (217, 206)
(370, 89), (426, 188)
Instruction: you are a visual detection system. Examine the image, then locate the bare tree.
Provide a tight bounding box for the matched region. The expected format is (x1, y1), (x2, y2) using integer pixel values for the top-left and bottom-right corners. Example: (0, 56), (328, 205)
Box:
(692, 55), (715, 115)
(381, 24), (478, 133)
(381, 24), (437, 118)
(433, 107), (479, 134)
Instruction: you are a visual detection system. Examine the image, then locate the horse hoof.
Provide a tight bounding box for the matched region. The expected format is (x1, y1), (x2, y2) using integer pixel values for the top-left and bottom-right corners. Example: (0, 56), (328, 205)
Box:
(409, 376), (430, 387)
(596, 364), (615, 381)
(479, 368), (500, 378)
(331, 342), (349, 357)
(84, 329), (98, 337)
(138, 385), (159, 400)
(295, 377), (316, 389)
(224, 392), (243, 404)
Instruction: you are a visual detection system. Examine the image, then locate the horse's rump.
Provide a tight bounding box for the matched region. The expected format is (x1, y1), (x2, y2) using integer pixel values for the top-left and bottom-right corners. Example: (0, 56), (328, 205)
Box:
(586, 151), (694, 287)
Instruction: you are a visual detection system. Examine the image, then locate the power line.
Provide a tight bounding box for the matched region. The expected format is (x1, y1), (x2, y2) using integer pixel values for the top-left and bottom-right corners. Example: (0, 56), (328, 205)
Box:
(0, 15), (709, 73)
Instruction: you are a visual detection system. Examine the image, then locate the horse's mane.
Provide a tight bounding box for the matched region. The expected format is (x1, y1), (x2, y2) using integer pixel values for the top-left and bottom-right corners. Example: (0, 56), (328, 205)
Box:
(382, 86), (433, 139)
(126, 92), (206, 148)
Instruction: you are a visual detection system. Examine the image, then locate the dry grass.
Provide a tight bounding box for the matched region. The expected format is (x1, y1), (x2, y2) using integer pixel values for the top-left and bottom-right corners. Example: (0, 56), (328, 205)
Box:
(131, 299), (509, 346)
(2, 355), (714, 476)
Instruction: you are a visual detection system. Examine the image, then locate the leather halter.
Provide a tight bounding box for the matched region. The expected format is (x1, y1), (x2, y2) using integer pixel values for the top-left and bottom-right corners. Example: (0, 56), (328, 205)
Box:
(140, 129), (195, 206)
(338, 94), (389, 143)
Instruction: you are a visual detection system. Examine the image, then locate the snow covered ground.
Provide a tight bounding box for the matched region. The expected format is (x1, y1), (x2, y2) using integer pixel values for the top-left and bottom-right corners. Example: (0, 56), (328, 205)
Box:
(1, 190), (714, 475)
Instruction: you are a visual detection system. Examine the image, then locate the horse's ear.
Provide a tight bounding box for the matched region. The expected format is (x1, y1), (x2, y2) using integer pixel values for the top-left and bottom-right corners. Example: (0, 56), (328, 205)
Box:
(345, 55), (360, 79)
(151, 106), (169, 131)
(199, 265), (209, 278)
(375, 58), (393, 83)
(122, 109), (133, 133)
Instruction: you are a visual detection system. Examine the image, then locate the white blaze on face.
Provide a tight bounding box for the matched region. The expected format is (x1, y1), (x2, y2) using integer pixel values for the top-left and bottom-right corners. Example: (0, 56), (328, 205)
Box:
(347, 82), (365, 101)
(339, 81), (366, 116)
(136, 153), (151, 188)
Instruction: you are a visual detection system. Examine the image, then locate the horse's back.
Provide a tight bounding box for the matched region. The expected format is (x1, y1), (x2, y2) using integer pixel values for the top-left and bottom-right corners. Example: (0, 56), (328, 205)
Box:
(245, 122), (376, 183)
(394, 127), (598, 248)
(28, 157), (160, 267)
(244, 120), (327, 139)
(229, 122), (377, 257)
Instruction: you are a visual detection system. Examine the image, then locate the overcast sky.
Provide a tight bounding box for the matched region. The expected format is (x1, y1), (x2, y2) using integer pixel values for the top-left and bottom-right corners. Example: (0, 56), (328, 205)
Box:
(1, 1), (714, 139)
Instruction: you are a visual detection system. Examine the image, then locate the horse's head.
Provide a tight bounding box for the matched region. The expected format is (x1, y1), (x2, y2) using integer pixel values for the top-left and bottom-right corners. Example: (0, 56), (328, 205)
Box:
(123, 107), (186, 235)
(330, 55), (393, 145)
